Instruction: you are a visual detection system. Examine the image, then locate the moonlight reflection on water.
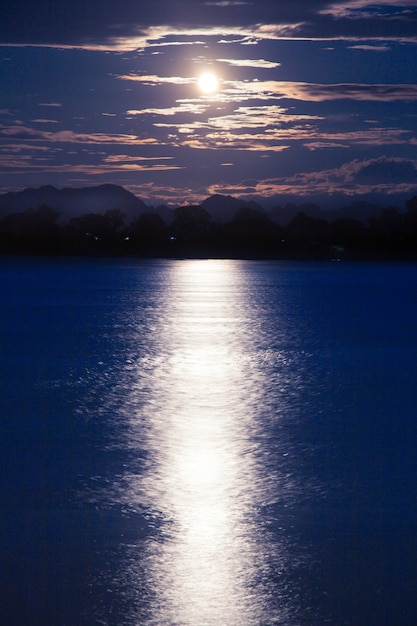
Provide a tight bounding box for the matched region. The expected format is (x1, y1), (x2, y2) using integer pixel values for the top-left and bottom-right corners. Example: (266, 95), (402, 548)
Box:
(3, 258), (417, 624)
(98, 260), (304, 625)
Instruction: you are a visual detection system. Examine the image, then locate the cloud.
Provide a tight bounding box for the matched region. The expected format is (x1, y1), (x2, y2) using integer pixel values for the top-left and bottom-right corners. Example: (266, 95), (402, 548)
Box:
(218, 36), (259, 45)
(103, 155), (176, 164)
(153, 119), (411, 151)
(177, 132), (291, 152)
(2, 1), (417, 50)
(0, 143), (56, 153)
(31, 119), (59, 124)
(352, 157), (417, 184)
(116, 71), (417, 104)
(0, 6), (305, 50)
(126, 103), (209, 116)
(145, 39), (207, 49)
(321, 0), (417, 19)
(347, 44), (390, 51)
(124, 181), (207, 206)
(205, 1), (252, 6)
(226, 81), (417, 102)
(251, 157), (417, 199)
(0, 160), (182, 174)
(0, 150), (182, 175)
(115, 74), (194, 86)
(205, 157), (417, 203)
(0, 124), (158, 145)
(110, 24), (301, 52)
(216, 58), (281, 68)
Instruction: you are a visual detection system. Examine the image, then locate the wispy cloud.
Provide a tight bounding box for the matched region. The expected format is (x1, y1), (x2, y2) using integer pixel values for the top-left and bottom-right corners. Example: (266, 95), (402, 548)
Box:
(0, 24), (305, 52)
(224, 80), (417, 102)
(278, 156), (417, 196)
(216, 57), (280, 68)
(180, 133), (291, 152)
(103, 155), (175, 163)
(321, 0), (417, 19)
(2, 1), (417, 51)
(207, 157), (417, 201)
(0, 159), (182, 174)
(126, 103), (208, 116)
(0, 124), (159, 145)
(347, 44), (391, 51)
(115, 71), (417, 103)
(0, 143), (57, 153)
(154, 104), (321, 130)
(31, 119), (59, 124)
(115, 73), (194, 85)
(218, 36), (259, 45)
(205, 1), (252, 6)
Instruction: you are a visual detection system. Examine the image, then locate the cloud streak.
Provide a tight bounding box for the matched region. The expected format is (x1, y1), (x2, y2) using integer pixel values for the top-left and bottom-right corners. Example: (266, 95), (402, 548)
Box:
(116, 73), (417, 102)
(3, 2), (417, 51)
(208, 157), (417, 201)
(216, 58), (281, 68)
(0, 125), (158, 145)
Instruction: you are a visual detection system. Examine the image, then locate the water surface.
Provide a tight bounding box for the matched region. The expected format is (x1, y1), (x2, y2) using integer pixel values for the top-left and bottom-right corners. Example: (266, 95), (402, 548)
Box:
(1, 258), (417, 625)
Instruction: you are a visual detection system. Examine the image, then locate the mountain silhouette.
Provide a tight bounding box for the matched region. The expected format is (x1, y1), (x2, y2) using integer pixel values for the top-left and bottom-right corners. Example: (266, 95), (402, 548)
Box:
(269, 200), (384, 226)
(0, 184), (148, 223)
(0, 184), (388, 227)
(201, 194), (263, 223)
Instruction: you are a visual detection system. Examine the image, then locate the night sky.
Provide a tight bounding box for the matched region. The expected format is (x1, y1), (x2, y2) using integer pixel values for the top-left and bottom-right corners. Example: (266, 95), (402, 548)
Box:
(1, 0), (417, 208)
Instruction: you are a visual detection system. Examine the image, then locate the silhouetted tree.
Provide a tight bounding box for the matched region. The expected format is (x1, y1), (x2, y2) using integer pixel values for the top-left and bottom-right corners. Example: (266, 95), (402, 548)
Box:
(368, 207), (404, 255)
(223, 206), (283, 255)
(405, 195), (417, 215)
(128, 212), (167, 250)
(64, 209), (126, 252)
(285, 212), (330, 257)
(171, 205), (214, 245)
(0, 204), (61, 253)
(103, 208), (126, 235)
(401, 196), (417, 255)
(329, 218), (367, 255)
(3, 193), (417, 259)
(65, 213), (107, 244)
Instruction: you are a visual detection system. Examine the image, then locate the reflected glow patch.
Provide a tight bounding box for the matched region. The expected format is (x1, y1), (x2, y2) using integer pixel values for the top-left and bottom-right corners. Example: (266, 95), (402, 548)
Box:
(140, 261), (259, 623)
(105, 260), (296, 625)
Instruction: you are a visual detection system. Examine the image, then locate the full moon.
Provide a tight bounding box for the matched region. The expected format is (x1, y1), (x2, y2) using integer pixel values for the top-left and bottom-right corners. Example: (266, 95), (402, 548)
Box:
(198, 72), (219, 94)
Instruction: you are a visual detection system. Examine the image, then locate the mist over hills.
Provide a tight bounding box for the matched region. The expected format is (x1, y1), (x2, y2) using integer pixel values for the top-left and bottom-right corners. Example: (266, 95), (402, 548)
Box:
(0, 183), (389, 226)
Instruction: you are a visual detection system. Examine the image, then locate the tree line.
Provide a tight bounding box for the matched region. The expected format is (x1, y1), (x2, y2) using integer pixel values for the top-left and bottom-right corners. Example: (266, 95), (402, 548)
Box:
(1, 197), (417, 259)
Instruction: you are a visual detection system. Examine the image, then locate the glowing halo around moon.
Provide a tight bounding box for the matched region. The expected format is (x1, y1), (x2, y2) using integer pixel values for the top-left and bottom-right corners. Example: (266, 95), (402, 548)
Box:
(198, 72), (219, 94)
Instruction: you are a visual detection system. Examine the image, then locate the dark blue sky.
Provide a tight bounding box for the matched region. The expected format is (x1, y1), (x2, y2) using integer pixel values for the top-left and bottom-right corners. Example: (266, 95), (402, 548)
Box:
(1, 0), (417, 207)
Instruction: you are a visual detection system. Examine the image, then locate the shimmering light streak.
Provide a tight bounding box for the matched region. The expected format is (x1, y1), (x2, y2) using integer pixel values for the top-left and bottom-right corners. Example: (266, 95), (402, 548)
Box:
(107, 260), (297, 625)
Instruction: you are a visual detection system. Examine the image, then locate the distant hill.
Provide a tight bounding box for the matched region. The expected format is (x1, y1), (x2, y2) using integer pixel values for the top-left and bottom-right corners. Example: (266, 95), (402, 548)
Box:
(322, 201), (384, 223)
(152, 204), (175, 225)
(269, 200), (384, 226)
(268, 203), (322, 226)
(201, 194), (263, 223)
(0, 184), (149, 223)
(0, 185), (388, 227)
